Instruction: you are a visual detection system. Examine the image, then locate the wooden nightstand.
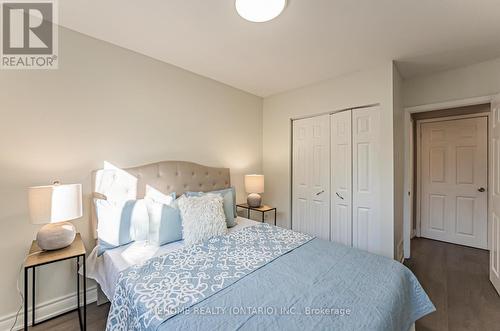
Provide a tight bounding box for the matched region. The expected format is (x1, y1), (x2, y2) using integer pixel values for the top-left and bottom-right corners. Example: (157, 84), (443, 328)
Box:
(236, 203), (277, 225)
(24, 233), (86, 330)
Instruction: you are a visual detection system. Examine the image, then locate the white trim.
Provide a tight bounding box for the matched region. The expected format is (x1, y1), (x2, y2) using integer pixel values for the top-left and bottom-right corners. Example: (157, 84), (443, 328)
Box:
(405, 95), (493, 114)
(416, 120), (422, 237)
(403, 94), (496, 259)
(0, 286), (97, 331)
(417, 112), (490, 124)
(403, 111), (414, 259)
(290, 103), (380, 121)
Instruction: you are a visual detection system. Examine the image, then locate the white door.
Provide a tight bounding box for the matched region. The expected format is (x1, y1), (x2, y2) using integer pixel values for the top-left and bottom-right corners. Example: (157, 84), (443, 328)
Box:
(292, 115), (330, 240)
(420, 117), (488, 249)
(490, 96), (500, 295)
(352, 106), (381, 253)
(331, 110), (352, 246)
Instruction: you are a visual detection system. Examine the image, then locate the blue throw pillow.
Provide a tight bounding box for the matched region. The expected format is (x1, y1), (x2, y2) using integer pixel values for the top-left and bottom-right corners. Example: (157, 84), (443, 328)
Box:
(145, 197), (183, 246)
(186, 187), (237, 227)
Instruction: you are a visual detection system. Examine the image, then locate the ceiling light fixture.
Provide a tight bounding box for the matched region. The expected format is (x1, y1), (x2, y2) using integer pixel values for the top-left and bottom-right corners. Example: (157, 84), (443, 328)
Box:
(235, 0), (287, 23)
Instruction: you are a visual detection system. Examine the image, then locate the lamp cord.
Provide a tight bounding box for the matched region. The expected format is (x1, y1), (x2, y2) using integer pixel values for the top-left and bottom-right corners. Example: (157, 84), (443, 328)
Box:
(10, 251), (41, 331)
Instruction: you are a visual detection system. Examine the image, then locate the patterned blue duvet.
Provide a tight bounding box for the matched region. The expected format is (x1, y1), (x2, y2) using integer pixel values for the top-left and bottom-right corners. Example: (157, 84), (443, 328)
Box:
(107, 224), (434, 331)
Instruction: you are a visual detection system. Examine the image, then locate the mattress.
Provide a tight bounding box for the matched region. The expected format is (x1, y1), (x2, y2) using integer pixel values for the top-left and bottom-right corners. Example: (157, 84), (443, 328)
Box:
(85, 217), (259, 300)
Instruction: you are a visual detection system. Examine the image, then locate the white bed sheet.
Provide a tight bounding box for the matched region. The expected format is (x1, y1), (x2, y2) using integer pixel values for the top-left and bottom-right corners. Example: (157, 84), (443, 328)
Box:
(86, 217), (259, 300)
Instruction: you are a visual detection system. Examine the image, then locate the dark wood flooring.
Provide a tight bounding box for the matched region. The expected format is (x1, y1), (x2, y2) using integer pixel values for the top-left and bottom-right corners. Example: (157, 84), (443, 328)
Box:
(30, 238), (500, 330)
(30, 302), (109, 331)
(405, 238), (500, 331)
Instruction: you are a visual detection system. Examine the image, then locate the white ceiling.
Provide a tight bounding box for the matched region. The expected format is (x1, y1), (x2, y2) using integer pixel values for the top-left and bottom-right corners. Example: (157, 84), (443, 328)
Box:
(59, 0), (500, 97)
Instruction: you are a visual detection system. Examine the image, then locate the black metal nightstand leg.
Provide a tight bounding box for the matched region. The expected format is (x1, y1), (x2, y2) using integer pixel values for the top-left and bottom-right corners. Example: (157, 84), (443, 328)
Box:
(24, 267), (28, 331)
(77, 256), (83, 330)
(262, 211), (265, 223)
(274, 209), (277, 226)
(83, 254), (86, 331)
(32, 267), (35, 326)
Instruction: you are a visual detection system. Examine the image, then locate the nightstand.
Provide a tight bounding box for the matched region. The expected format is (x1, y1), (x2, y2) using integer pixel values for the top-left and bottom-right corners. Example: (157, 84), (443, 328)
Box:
(236, 203), (277, 225)
(24, 233), (86, 330)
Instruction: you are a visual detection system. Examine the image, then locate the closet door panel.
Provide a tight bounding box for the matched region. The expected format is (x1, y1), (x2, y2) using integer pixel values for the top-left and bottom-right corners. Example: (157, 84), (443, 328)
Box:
(292, 115), (330, 240)
(309, 115), (331, 240)
(292, 120), (310, 234)
(331, 110), (352, 245)
(352, 106), (381, 253)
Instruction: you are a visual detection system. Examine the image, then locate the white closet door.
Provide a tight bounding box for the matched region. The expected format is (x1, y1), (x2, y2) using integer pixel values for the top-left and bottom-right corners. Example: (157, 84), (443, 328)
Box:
(352, 106), (381, 253)
(331, 110), (352, 246)
(292, 119), (310, 235)
(292, 115), (330, 240)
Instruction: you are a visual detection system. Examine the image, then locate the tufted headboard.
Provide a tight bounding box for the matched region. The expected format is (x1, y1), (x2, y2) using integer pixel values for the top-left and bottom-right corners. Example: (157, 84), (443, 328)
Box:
(90, 160), (231, 239)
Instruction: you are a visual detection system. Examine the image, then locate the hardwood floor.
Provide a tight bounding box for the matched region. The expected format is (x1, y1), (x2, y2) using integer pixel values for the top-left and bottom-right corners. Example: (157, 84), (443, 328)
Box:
(29, 237), (500, 330)
(30, 302), (109, 331)
(405, 238), (500, 331)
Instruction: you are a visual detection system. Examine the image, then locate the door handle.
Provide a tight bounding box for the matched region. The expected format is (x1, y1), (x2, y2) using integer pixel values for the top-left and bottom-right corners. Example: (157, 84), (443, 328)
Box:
(316, 190), (325, 196)
(478, 187), (486, 192)
(336, 192), (344, 200)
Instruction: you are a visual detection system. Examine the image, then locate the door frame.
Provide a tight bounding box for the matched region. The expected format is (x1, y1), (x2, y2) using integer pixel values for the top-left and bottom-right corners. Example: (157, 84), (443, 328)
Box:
(415, 113), (489, 247)
(403, 95), (495, 259)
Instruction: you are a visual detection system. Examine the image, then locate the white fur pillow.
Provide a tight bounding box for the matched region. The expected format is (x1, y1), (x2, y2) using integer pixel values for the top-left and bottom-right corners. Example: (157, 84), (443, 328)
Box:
(177, 194), (227, 246)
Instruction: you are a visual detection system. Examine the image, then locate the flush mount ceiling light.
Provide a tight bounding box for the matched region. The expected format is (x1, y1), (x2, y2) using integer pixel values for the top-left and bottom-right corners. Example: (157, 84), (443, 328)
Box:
(235, 0), (287, 23)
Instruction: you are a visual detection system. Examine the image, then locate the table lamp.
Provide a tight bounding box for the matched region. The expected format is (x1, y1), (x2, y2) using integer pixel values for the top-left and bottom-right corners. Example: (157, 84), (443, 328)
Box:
(28, 182), (82, 250)
(244, 174), (264, 208)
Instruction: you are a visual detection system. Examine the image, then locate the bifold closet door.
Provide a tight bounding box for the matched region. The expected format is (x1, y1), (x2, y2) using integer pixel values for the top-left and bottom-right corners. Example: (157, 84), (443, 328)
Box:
(331, 110), (352, 246)
(292, 115), (330, 240)
(352, 106), (381, 253)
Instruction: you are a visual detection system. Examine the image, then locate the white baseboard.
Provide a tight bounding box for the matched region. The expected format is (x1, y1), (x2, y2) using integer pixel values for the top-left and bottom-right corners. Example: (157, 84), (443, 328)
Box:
(0, 286), (97, 331)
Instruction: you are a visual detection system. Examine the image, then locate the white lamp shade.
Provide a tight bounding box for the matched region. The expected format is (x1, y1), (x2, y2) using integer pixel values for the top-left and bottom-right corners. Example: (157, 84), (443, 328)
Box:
(245, 175), (264, 193)
(28, 183), (83, 224)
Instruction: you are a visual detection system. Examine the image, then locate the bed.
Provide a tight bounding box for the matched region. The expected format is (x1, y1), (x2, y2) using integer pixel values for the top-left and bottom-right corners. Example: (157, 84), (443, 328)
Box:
(87, 216), (258, 300)
(86, 161), (434, 331)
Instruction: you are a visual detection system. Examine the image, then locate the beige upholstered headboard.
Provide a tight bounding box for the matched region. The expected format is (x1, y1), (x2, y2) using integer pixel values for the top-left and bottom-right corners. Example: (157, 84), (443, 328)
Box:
(90, 160), (231, 239)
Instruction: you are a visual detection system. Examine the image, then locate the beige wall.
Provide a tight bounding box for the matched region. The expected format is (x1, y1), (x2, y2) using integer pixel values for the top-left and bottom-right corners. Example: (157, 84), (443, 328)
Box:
(262, 62), (396, 258)
(403, 57), (500, 107)
(0, 27), (262, 326)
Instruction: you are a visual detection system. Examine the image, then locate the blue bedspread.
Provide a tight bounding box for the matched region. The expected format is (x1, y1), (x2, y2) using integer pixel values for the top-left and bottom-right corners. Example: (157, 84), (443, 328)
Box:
(107, 224), (434, 331)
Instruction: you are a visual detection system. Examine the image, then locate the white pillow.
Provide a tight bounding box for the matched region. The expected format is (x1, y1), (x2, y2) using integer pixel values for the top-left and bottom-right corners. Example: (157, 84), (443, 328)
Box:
(144, 186), (175, 205)
(95, 199), (149, 255)
(177, 194), (227, 246)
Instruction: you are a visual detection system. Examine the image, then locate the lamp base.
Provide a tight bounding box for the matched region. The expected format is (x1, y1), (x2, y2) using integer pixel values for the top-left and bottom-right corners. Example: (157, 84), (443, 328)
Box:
(36, 222), (76, 251)
(247, 193), (262, 208)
